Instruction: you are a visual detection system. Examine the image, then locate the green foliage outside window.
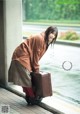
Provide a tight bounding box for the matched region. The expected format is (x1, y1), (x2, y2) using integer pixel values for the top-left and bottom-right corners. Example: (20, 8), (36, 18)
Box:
(22, 0), (80, 21)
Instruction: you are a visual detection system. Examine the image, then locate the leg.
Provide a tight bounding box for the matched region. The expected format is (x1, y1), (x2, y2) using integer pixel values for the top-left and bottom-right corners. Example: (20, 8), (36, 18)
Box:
(23, 86), (35, 97)
(22, 87), (42, 105)
(23, 86), (36, 105)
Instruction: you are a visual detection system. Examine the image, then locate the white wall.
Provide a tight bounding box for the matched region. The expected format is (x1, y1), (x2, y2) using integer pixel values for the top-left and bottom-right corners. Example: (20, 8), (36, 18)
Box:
(1, 0), (22, 85)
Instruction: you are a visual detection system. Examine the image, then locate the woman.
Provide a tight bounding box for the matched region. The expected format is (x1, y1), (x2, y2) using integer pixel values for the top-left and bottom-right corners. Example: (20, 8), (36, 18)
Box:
(8, 26), (58, 105)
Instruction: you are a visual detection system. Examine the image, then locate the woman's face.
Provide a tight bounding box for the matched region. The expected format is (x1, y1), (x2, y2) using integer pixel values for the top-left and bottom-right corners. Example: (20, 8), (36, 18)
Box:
(48, 33), (56, 45)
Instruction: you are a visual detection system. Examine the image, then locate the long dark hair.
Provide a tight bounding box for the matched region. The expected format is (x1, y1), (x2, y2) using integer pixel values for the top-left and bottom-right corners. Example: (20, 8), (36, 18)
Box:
(45, 26), (58, 46)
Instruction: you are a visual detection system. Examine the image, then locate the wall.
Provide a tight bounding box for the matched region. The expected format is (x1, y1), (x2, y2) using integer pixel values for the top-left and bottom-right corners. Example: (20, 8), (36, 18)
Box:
(0, 0), (22, 86)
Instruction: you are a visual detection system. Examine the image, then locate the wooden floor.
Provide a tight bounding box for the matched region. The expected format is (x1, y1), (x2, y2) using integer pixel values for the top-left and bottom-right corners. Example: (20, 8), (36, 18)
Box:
(0, 87), (53, 114)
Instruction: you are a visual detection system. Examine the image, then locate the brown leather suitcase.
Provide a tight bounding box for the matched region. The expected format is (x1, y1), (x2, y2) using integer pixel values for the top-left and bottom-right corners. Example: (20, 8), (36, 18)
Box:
(31, 72), (52, 98)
